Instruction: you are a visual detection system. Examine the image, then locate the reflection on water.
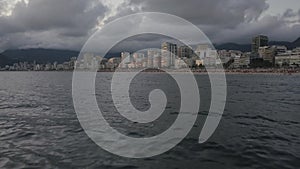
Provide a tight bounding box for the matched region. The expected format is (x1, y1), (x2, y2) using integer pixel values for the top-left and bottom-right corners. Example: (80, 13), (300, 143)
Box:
(0, 72), (299, 169)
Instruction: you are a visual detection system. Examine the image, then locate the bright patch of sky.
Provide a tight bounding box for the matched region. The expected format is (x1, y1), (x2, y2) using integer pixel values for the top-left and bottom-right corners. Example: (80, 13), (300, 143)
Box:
(0, 0), (28, 16)
(265, 0), (299, 16)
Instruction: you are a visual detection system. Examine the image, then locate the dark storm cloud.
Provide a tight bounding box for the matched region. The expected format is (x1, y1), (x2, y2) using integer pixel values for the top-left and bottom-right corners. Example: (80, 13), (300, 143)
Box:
(94, 0), (300, 51)
(108, 34), (177, 53)
(1, 0), (107, 35)
(283, 9), (297, 18)
(0, 0), (299, 51)
(204, 14), (300, 43)
(126, 0), (300, 44)
(0, 0), (107, 49)
(129, 0), (269, 28)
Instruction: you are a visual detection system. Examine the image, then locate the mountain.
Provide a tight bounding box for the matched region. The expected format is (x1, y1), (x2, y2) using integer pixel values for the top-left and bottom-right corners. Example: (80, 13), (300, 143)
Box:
(215, 43), (251, 52)
(0, 48), (79, 67)
(0, 54), (10, 67)
(293, 37), (300, 47)
(216, 37), (300, 52)
(268, 38), (300, 50)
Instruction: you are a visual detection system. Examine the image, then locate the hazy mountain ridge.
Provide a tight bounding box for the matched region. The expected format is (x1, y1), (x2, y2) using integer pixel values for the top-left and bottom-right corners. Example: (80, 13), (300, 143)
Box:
(0, 54), (10, 67)
(215, 43), (251, 52)
(215, 37), (300, 52)
(0, 49), (79, 67)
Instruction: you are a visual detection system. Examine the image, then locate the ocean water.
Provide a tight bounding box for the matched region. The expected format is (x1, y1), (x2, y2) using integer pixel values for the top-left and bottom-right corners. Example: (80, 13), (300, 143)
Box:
(0, 72), (299, 169)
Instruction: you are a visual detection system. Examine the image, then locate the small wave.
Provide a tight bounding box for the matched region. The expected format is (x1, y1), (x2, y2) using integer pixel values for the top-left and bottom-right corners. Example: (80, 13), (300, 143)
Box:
(233, 115), (277, 123)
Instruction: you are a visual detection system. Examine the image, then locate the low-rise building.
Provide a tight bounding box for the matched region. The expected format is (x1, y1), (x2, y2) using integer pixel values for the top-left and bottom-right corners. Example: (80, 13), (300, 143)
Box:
(233, 54), (250, 68)
(273, 45), (287, 54)
(275, 50), (300, 67)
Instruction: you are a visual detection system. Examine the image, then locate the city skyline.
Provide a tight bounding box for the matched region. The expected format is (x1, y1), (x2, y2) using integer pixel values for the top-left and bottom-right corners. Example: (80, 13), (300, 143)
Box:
(2, 34), (300, 71)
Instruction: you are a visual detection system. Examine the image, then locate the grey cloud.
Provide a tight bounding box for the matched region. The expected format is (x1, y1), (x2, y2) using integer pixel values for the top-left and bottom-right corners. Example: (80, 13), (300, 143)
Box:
(1, 0), (106, 35)
(283, 8), (297, 18)
(124, 0), (299, 44)
(0, 0), (107, 50)
(204, 14), (300, 44)
(0, 0), (299, 51)
(108, 34), (176, 53)
(0, 30), (87, 50)
(129, 0), (269, 29)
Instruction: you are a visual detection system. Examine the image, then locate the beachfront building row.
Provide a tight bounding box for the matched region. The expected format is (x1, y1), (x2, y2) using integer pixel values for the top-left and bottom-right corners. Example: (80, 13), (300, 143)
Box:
(275, 48), (300, 67)
(2, 57), (77, 71)
(110, 43), (222, 70)
(76, 39), (300, 71)
(75, 44), (300, 71)
(73, 44), (223, 70)
(248, 35), (300, 68)
(256, 46), (300, 68)
(2, 35), (300, 71)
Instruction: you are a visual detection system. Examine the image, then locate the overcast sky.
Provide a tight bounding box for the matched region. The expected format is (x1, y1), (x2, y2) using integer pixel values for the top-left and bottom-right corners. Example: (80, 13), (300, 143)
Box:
(0, 0), (299, 51)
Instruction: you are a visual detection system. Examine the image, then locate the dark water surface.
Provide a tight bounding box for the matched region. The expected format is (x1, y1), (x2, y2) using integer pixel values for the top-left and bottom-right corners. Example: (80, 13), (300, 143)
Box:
(0, 72), (299, 169)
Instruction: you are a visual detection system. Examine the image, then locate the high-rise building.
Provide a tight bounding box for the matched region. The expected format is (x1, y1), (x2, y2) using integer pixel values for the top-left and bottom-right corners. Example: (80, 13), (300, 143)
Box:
(252, 35), (269, 55)
(121, 52), (130, 61)
(120, 52), (131, 68)
(132, 53), (145, 68)
(83, 53), (94, 69)
(147, 49), (159, 68)
(178, 46), (194, 58)
(195, 44), (211, 59)
(161, 42), (177, 67)
(153, 53), (162, 68)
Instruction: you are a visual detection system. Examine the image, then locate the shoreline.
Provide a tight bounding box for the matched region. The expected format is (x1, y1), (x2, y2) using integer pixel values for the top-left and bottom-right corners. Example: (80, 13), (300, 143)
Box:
(1, 70), (300, 75)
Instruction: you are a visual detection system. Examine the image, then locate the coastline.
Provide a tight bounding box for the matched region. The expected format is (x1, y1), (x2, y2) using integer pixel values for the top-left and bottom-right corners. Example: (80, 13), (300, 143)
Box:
(1, 69), (300, 75)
